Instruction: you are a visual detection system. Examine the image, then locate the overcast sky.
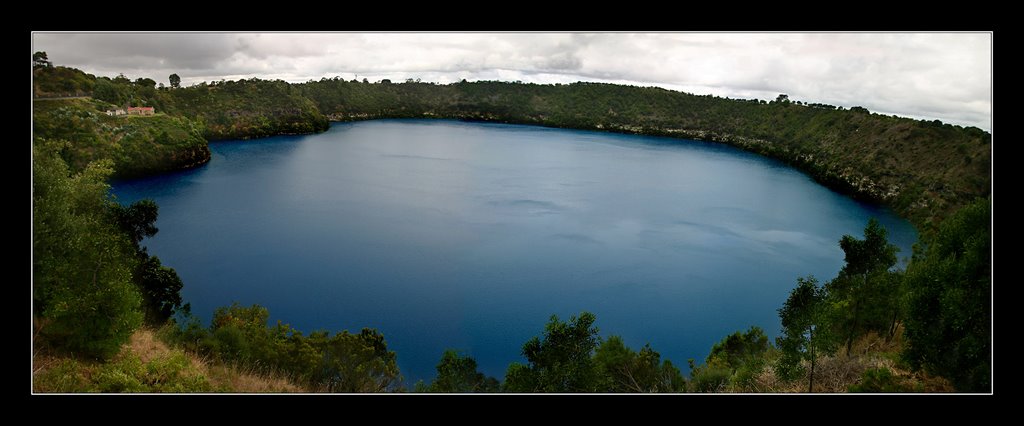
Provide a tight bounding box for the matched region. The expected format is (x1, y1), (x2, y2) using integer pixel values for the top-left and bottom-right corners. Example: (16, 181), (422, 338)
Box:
(32, 32), (992, 130)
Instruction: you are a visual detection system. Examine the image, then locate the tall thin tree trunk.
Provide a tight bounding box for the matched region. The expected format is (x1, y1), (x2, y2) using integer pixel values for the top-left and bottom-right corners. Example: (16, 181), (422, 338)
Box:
(846, 300), (858, 356)
(808, 326), (815, 393)
(846, 276), (865, 356)
(886, 308), (899, 342)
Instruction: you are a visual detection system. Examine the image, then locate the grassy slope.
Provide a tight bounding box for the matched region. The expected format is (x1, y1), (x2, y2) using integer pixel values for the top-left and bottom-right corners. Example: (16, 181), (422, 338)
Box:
(32, 329), (308, 393)
(742, 331), (954, 393)
(33, 98), (210, 178)
(32, 329), (951, 393)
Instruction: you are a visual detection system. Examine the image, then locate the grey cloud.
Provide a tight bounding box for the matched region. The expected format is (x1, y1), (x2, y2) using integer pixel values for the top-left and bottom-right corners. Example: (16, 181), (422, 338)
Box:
(35, 33), (238, 73)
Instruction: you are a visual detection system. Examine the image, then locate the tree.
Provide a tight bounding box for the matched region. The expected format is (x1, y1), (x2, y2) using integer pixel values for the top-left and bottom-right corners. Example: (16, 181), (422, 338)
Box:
(776, 276), (833, 392)
(418, 350), (499, 392)
(33, 51), (51, 69)
(503, 312), (600, 392)
(93, 78), (126, 105)
(703, 326), (772, 390)
(167, 302), (403, 391)
(706, 326), (770, 371)
(315, 328), (403, 392)
(135, 77), (157, 89)
(136, 256), (185, 323)
(112, 199), (159, 246)
(33, 141), (143, 358)
(775, 94), (789, 103)
(826, 218), (899, 355)
(110, 199), (187, 324)
(902, 198), (990, 392)
(593, 336), (685, 392)
(169, 73), (181, 89)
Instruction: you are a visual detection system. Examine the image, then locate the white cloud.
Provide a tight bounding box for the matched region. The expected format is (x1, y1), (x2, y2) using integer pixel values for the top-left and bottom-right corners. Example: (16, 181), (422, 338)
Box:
(32, 32), (991, 130)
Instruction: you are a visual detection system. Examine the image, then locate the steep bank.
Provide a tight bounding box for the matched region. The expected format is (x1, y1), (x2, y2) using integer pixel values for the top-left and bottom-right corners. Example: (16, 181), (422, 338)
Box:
(34, 65), (990, 230)
(33, 98), (210, 178)
(33, 329), (308, 393)
(299, 80), (990, 232)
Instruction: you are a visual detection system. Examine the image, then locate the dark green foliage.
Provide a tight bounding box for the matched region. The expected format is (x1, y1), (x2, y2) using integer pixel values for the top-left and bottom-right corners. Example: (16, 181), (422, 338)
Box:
(690, 365), (732, 393)
(33, 98), (210, 178)
(825, 218), (901, 355)
(703, 326), (772, 390)
(163, 303), (402, 392)
(33, 142), (143, 359)
(135, 78), (157, 89)
(902, 197), (990, 392)
(848, 367), (920, 393)
(33, 65), (95, 97)
(686, 327), (774, 393)
(502, 312), (684, 392)
(707, 326), (770, 371)
(92, 78), (129, 105)
(135, 256), (185, 324)
(312, 328), (403, 392)
(109, 198), (186, 325)
(503, 312), (600, 392)
(417, 350), (500, 393)
(169, 73), (181, 89)
(33, 51), (51, 68)
(112, 199), (159, 245)
(593, 336), (685, 392)
(838, 219), (899, 276)
(776, 276), (834, 391)
(160, 78), (330, 140)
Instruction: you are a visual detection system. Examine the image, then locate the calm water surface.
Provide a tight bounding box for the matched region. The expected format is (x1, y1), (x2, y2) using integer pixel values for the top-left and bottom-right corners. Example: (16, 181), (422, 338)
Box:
(113, 120), (917, 384)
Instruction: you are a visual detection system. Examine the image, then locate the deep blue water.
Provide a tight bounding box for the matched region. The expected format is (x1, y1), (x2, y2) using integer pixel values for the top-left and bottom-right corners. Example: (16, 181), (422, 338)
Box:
(112, 119), (917, 385)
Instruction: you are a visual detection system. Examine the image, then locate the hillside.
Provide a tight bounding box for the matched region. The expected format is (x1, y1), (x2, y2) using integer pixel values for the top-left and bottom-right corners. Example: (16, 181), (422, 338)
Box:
(33, 329), (308, 393)
(34, 65), (989, 230)
(298, 80), (991, 232)
(32, 57), (991, 394)
(33, 98), (209, 178)
(159, 78), (329, 140)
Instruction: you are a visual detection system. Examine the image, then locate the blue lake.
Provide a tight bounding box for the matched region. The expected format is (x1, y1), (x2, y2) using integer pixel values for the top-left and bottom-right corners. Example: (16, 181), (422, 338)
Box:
(112, 119), (917, 385)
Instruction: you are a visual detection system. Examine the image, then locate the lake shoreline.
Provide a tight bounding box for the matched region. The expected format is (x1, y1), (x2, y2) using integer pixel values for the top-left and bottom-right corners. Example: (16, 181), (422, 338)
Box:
(113, 120), (919, 383)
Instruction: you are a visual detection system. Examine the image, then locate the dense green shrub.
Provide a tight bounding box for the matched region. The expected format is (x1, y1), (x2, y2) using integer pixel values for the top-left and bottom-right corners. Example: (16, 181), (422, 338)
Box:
(902, 197), (991, 392)
(691, 366), (732, 393)
(33, 142), (143, 359)
(415, 350), (499, 393)
(848, 367), (921, 393)
(163, 303), (402, 392)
